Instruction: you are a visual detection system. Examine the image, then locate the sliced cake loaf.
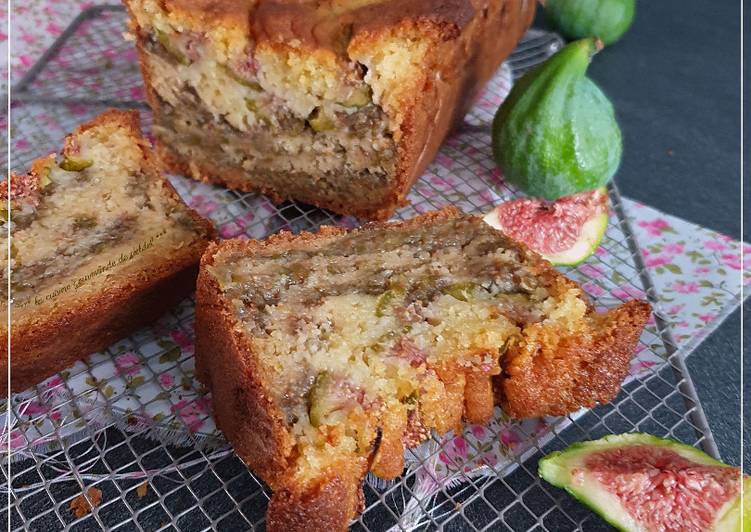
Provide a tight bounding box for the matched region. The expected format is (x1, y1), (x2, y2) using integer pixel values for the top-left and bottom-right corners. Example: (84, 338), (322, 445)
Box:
(1, 110), (214, 394)
(123, 0), (536, 220)
(195, 207), (650, 531)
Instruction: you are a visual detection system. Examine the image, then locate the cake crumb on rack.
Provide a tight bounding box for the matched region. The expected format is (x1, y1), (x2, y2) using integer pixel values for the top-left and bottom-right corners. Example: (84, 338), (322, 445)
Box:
(136, 481), (149, 499)
(69, 487), (103, 518)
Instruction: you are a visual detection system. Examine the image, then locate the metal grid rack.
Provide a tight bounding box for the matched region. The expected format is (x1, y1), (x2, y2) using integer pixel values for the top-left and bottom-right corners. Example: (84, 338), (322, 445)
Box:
(3, 5), (717, 531)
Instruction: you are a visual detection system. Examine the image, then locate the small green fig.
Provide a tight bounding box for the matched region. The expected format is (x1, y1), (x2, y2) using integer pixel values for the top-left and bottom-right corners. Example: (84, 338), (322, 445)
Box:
(491, 38), (622, 201)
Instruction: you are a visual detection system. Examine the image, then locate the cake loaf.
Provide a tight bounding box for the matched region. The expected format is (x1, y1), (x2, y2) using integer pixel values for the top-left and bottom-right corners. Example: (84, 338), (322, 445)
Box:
(1, 110), (214, 394)
(123, 0), (536, 220)
(195, 207), (650, 531)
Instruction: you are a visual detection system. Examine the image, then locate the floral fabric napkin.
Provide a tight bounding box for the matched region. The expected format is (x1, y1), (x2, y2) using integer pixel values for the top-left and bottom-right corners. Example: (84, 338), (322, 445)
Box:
(3, 0), (747, 458)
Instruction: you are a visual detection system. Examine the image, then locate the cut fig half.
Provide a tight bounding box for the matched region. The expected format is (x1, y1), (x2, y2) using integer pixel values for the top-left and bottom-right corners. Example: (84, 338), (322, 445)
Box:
(483, 188), (608, 266)
(539, 433), (749, 532)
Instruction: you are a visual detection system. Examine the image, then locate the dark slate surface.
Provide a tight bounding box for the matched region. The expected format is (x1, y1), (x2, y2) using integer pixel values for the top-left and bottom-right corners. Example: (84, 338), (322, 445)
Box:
(549, 0), (743, 467)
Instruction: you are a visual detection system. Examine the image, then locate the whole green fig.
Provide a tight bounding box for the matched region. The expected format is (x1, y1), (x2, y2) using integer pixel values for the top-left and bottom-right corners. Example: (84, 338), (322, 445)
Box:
(491, 38), (622, 201)
(544, 0), (635, 45)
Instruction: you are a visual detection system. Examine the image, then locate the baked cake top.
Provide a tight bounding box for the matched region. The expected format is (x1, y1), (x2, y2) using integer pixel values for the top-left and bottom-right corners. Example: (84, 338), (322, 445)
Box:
(134, 0), (476, 47)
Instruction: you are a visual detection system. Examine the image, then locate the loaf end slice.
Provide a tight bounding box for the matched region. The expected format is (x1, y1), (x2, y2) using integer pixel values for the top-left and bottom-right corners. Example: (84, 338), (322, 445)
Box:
(2, 109), (214, 394)
(195, 207), (649, 530)
(124, 0), (535, 219)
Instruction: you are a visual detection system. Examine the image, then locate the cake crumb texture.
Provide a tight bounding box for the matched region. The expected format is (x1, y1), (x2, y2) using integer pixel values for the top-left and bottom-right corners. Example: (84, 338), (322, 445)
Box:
(1, 110), (214, 394)
(195, 207), (650, 531)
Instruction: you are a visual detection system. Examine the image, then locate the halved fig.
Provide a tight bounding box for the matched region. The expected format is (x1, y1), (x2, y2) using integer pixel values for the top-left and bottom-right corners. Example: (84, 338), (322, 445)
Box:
(539, 433), (749, 532)
(484, 188), (608, 266)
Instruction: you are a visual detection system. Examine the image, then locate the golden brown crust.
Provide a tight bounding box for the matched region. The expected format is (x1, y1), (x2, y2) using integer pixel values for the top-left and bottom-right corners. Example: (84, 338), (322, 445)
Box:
(143, 0), (476, 50)
(266, 460), (367, 532)
(146, 0), (532, 57)
(251, 0), (473, 49)
(195, 244), (295, 488)
(162, 0), (250, 28)
(370, 410), (407, 479)
(434, 364), (466, 432)
(67, 108), (142, 140)
(4, 263), (200, 394)
(1, 110), (215, 394)
(371, 18), (466, 221)
(362, 0), (536, 221)
(498, 300), (652, 418)
(463, 371), (495, 424)
(197, 243), (370, 531)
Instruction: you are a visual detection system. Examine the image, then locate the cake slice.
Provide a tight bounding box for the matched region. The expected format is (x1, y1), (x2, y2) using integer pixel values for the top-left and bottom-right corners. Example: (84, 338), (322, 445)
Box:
(195, 207), (650, 531)
(1, 110), (214, 394)
(123, 0), (536, 220)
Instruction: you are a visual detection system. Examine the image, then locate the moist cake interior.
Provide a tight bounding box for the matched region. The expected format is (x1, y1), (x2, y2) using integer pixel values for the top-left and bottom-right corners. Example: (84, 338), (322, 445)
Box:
(142, 26), (397, 207)
(2, 119), (206, 321)
(207, 215), (593, 482)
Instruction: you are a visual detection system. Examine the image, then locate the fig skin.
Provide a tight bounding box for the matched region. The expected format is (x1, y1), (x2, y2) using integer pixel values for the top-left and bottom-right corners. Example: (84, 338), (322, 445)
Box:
(492, 38), (622, 201)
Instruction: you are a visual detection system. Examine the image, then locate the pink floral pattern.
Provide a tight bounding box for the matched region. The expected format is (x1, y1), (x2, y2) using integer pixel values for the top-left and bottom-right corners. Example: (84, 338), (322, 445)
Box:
(171, 397), (212, 434)
(114, 351), (142, 377)
(638, 218), (674, 237)
(626, 199), (748, 347)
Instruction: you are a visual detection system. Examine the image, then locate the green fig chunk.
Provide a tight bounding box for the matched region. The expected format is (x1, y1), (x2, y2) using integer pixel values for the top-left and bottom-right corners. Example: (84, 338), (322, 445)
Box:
(492, 38), (622, 201)
(403, 391), (419, 405)
(340, 86), (372, 108)
(38, 163), (53, 188)
(308, 108), (335, 132)
(222, 64), (263, 91)
(539, 433), (749, 532)
(375, 288), (404, 317)
(245, 98), (271, 125)
(308, 372), (354, 427)
(60, 157), (93, 172)
(39, 173), (52, 189)
(157, 30), (190, 66)
(73, 215), (98, 230)
(308, 372), (332, 427)
(244, 98), (258, 112)
(443, 282), (479, 302)
(545, 0), (635, 46)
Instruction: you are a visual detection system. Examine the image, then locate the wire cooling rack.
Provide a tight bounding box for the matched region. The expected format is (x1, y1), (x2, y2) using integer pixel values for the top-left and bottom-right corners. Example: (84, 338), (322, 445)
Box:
(3, 5), (718, 531)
